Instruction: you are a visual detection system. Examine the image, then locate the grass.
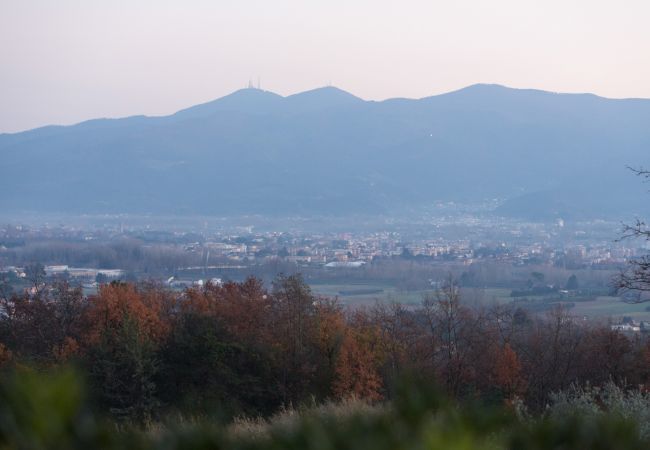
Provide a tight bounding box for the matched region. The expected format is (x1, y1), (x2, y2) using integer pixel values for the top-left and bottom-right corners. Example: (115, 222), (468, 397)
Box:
(570, 296), (650, 321)
(310, 283), (650, 321)
(309, 282), (436, 306)
(228, 397), (383, 440)
(4, 365), (650, 449)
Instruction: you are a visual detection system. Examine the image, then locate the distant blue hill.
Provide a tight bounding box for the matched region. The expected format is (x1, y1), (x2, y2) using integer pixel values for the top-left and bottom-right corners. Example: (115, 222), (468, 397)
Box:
(1, 84), (649, 220)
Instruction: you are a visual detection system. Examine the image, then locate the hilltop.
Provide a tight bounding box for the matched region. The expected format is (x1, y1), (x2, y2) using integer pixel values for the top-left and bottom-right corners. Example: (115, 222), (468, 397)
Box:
(1, 84), (649, 219)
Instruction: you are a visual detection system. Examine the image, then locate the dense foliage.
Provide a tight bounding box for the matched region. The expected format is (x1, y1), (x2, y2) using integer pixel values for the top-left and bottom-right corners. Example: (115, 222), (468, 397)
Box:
(2, 275), (650, 447)
(1, 369), (650, 450)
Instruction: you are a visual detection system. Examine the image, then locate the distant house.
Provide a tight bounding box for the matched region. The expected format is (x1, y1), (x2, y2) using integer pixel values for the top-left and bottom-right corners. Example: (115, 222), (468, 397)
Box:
(208, 278), (223, 286)
(45, 266), (124, 281)
(44, 265), (69, 276)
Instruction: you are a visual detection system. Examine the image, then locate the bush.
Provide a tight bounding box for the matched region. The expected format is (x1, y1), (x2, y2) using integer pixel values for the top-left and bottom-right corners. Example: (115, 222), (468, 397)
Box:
(1, 369), (649, 450)
(546, 382), (650, 440)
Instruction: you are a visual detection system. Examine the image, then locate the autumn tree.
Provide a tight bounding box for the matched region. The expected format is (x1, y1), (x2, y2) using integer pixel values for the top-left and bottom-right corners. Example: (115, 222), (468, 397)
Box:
(158, 308), (280, 417)
(312, 298), (347, 398)
(82, 282), (174, 422)
(158, 278), (282, 416)
(1, 273), (649, 420)
(580, 327), (633, 385)
(0, 281), (85, 365)
(83, 282), (173, 345)
(195, 277), (272, 346)
(489, 343), (526, 401)
(333, 309), (384, 401)
(85, 313), (159, 423)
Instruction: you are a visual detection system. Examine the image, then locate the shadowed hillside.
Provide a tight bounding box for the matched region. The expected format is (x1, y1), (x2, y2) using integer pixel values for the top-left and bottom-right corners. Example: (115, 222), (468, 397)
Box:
(2, 84), (649, 218)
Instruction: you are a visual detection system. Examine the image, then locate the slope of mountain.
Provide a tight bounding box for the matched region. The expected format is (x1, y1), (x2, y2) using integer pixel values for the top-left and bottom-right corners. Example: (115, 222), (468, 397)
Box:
(285, 86), (364, 112)
(1, 84), (649, 219)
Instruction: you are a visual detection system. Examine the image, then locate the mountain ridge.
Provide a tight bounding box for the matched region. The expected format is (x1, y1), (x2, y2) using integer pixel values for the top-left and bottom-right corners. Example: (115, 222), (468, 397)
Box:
(6, 83), (650, 136)
(1, 84), (649, 220)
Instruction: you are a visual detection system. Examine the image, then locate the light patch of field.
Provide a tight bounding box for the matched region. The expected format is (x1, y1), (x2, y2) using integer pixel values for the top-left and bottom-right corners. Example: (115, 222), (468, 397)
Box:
(309, 283), (434, 306)
(570, 296), (650, 321)
(463, 288), (515, 306)
(309, 284), (650, 321)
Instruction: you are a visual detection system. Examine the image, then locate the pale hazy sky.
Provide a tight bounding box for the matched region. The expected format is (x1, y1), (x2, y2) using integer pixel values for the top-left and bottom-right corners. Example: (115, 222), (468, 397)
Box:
(1, 0), (649, 133)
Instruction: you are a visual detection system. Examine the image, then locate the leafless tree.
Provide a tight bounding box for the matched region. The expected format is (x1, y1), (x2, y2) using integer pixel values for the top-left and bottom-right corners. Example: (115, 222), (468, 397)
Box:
(0, 272), (12, 304)
(617, 168), (650, 301)
(25, 262), (46, 297)
(421, 275), (483, 397)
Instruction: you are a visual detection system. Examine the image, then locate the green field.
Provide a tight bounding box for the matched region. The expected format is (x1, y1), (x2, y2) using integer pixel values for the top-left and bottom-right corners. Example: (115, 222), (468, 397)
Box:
(310, 283), (650, 320)
(459, 288), (650, 320)
(310, 284), (520, 307)
(570, 296), (650, 321)
(309, 282), (436, 306)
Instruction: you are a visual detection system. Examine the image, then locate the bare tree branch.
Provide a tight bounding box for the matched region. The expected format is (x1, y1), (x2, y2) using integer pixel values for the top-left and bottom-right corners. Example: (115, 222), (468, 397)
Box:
(615, 166), (650, 301)
(626, 166), (650, 179)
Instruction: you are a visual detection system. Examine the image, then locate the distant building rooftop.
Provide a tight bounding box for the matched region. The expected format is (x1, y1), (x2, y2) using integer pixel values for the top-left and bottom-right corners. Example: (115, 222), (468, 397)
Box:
(325, 261), (366, 268)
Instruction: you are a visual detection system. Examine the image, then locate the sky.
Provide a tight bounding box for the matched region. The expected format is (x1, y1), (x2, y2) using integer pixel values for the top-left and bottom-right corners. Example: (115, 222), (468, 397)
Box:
(1, 0), (650, 133)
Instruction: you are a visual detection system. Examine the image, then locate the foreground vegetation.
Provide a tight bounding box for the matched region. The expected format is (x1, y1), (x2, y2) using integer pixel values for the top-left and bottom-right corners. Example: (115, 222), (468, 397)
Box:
(3, 273), (650, 448)
(2, 369), (650, 449)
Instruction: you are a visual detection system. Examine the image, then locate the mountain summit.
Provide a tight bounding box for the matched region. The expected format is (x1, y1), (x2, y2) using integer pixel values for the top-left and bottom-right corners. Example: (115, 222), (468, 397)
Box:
(1, 85), (649, 219)
(173, 88), (284, 118)
(173, 86), (363, 118)
(285, 86), (363, 112)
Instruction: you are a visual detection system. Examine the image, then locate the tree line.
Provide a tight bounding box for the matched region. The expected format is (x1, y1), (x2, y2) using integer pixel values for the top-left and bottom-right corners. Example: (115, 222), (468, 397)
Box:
(1, 274), (650, 425)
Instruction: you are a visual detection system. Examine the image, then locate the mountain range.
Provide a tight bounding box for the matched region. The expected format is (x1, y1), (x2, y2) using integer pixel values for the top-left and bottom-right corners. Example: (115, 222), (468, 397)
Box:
(1, 84), (649, 220)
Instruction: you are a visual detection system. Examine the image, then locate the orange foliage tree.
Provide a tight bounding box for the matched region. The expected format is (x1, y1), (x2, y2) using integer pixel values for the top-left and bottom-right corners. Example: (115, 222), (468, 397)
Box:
(83, 282), (174, 345)
(490, 343), (526, 400)
(333, 310), (385, 401)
